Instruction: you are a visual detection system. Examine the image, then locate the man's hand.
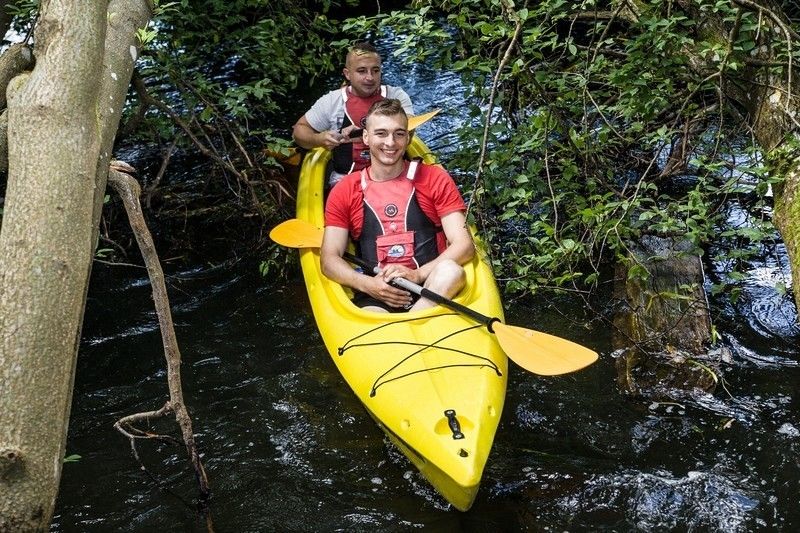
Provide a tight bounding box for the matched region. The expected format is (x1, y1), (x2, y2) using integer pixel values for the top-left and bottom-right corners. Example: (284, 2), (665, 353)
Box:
(292, 115), (357, 151)
(379, 263), (423, 286)
(318, 126), (361, 150)
(363, 272), (414, 308)
(340, 124), (360, 141)
(318, 130), (346, 150)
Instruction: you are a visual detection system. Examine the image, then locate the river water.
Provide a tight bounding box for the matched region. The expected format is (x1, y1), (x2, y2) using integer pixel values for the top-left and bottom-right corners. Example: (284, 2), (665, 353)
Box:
(51, 41), (800, 532)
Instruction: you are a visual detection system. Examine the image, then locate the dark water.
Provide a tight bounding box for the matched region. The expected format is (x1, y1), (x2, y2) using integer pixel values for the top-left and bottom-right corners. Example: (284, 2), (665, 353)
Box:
(53, 253), (800, 532)
(53, 38), (800, 532)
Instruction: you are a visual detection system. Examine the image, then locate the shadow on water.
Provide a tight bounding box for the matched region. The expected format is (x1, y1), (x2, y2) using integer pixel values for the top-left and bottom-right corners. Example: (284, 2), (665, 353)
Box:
(53, 35), (800, 532)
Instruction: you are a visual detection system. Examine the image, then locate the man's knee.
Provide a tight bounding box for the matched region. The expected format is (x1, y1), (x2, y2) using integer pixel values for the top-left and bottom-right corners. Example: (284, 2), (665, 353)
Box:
(428, 259), (466, 290)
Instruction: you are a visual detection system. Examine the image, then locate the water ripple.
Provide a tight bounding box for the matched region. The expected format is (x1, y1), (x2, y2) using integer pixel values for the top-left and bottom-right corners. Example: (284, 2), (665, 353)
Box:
(563, 469), (761, 531)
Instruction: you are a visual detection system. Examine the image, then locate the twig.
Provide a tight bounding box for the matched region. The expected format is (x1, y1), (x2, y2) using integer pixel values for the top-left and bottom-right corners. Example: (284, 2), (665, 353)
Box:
(144, 137), (178, 208)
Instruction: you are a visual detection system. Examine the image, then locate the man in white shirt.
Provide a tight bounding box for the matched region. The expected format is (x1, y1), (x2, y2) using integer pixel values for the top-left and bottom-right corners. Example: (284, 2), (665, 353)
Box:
(292, 42), (414, 185)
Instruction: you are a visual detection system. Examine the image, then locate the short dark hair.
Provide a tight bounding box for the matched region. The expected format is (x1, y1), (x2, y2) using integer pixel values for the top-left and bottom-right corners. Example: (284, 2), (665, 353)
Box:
(365, 99), (407, 127)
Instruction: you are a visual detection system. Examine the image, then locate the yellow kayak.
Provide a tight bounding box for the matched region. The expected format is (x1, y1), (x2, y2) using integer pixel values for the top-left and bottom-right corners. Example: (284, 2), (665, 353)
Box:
(295, 138), (508, 511)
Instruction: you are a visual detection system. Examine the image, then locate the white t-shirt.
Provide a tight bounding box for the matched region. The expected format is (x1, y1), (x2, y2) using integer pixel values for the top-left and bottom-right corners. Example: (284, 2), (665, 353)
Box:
(304, 85), (414, 133)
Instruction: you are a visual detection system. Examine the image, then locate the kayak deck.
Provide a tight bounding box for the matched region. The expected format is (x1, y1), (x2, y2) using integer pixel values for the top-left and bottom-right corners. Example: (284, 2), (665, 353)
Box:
(295, 140), (507, 511)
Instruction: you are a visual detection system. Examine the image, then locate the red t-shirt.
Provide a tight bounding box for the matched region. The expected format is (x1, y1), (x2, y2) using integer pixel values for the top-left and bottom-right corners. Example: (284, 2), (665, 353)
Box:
(325, 162), (467, 238)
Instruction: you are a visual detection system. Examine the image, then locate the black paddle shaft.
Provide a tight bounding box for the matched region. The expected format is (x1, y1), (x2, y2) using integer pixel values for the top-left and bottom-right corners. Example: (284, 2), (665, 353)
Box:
(342, 251), (499, 331)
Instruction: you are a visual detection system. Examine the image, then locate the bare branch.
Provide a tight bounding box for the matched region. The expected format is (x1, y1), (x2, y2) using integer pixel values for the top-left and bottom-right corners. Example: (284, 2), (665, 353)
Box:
(108, 163), (211, 500)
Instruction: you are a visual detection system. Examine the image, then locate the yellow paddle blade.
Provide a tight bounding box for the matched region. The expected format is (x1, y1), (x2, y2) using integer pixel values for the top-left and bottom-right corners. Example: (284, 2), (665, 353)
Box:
(269, 218), (323, 249)
(264, 146), (302, 166)
(493, 323), (598, 376)
(408, 109), (441, 131)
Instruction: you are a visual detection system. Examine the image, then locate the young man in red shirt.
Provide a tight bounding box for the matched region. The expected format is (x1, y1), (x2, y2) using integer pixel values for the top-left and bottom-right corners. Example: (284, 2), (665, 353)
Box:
(321, 99), (475, 312)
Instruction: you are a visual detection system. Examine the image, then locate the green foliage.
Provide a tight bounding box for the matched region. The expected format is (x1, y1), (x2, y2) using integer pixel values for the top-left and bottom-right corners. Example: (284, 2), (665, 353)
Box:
(63, 454), (81, 463)
(109, 0), (378, 277)
(258, 244), (297, 278)
(5, 0), (37, 19)
(356, 0), (797, 300)
(121, 0), (353, 237)
(135, 0), (344, 130)
(48, 0), (789, 292)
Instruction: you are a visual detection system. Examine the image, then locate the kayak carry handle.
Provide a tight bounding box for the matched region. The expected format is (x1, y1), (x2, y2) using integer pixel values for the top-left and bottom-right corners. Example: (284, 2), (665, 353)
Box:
(444, 409), (464, 440)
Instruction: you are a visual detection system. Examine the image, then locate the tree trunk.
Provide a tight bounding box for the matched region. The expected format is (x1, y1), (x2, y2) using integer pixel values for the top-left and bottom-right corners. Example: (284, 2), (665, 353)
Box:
(613, 236), (721, 396)
(0, 43), (35, 170)
(0, 1), (152, 530)
(772, 158), (800, 312)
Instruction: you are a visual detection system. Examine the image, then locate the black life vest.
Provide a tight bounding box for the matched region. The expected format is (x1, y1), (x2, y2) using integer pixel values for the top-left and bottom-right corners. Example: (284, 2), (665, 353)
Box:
(357, 161), (444, 269)
(331, 86), (387, 175)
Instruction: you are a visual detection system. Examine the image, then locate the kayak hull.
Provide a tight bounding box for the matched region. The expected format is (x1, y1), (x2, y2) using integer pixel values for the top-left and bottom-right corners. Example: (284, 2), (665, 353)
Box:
(295, 140), (507, 511)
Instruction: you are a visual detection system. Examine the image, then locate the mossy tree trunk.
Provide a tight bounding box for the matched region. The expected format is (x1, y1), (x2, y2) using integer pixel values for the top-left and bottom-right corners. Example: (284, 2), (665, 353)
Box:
(613, 237), (720, 396)
(772, 159), (800, 308)
(671, 0), (800, 316)
(0, 1), (152, 530)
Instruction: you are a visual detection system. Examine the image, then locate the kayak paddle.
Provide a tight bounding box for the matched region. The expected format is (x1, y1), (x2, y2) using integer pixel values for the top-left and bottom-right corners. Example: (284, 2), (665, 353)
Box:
(269, 218), (599, 376)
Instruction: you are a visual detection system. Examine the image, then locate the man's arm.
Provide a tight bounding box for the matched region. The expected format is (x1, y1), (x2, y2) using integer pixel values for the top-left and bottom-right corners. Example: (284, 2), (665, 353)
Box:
(411, 210), (474, 282)
(320, 226), (413, 308)
(387, 86), (414, 115)
(292, 115), (350, 151)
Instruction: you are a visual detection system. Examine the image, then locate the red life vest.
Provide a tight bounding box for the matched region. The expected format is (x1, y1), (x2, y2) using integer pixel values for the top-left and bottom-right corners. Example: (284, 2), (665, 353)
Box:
(357, 161), (445, 269)
(332, 86), (386, 175)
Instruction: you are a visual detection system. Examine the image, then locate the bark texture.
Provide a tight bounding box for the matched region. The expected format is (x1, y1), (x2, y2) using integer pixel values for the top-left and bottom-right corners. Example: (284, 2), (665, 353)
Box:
(0, 44), (35, 170)
(770, 149), (800, 318)
(91, 0), (155, 234)
(0, 1), (153, 530)
(613, 236), (720, 396)
(0, 44), (34, 111)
